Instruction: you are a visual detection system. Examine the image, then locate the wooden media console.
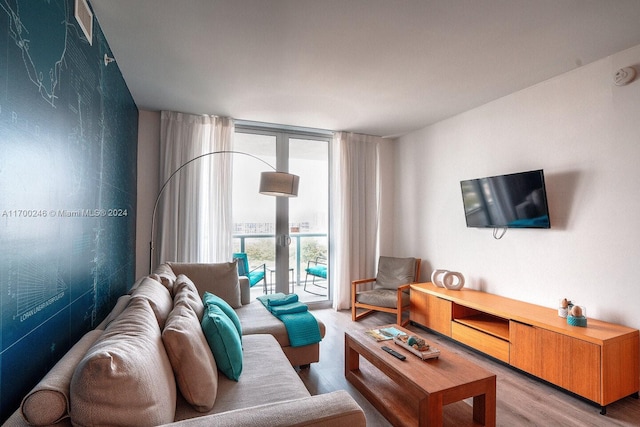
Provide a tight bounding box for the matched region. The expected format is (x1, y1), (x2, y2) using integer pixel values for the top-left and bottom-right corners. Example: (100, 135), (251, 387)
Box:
(410, 283), (639, 414)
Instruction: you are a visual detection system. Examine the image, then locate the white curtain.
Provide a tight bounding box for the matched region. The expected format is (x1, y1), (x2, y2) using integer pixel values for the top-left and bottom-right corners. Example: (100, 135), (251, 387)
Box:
(154, 111), (234, 268)
(330, 131), (381, 310)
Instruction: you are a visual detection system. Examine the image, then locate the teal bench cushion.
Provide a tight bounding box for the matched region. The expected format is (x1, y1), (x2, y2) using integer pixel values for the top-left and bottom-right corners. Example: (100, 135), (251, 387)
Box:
(305, 265), (327, 279)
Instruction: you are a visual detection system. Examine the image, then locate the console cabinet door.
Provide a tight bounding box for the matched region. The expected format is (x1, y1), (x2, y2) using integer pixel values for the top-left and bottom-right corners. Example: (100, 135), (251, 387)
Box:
(510, 323), (564, 387)
(537, 329), (564, 387)
(410, 292), (452, 336)
(410, 291), (429, 326)
(428, 296), (452, 336)
(562, 336), (600, 402)
(509, 321), (537, 375)
(602, 334), (640, 405)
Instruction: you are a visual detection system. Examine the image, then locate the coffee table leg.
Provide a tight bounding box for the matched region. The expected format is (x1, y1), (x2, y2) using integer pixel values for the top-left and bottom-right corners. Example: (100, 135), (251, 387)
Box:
(344, 336), (360, 374)
(472, 380), (496, 426)
(419, 394), (443, 427)
(473, 394), (486, 425)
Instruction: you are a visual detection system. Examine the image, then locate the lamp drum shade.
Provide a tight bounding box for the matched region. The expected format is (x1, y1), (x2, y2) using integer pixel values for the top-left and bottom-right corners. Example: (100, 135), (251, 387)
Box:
(259, 172), (299, 197)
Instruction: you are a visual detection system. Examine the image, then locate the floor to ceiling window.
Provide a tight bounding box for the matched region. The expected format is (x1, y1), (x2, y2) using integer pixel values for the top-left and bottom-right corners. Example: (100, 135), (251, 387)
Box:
(232, 124), (330, 303)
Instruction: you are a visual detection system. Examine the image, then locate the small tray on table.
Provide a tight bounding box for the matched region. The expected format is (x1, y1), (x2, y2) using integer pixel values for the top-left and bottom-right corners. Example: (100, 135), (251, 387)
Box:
(393, 336), (440, 360)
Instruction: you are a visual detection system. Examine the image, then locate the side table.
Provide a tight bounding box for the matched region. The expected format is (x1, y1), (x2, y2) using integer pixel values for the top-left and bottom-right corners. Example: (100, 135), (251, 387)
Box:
(266, 267), (294, 294)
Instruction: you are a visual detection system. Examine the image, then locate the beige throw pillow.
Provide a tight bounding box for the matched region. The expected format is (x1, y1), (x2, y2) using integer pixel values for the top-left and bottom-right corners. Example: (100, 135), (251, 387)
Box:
(154, 262), (178, 293)
(168, 262), (241, 308)
(95, 294), (131, 330)
(130, 276), (173, 328)
(162, 299), (218, 411)
(173, 274), (205, 320)
(70, 298), (176, 426)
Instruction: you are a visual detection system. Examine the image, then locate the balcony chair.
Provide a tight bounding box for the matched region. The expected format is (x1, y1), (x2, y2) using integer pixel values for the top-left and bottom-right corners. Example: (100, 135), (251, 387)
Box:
(233, 252), (267, 293)
(304, 256), (327, 296)
(351, 256), (421, 326)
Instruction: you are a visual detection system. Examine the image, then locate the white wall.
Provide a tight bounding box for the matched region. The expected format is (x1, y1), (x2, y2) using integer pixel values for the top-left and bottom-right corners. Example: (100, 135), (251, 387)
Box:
(378, 138), (396, 256)
(135, 110), (161, 279)
(393, 44), (640, 331)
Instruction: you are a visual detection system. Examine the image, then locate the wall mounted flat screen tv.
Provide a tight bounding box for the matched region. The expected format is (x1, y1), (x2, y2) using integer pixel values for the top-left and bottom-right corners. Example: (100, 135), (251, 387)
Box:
(460, 169), (550, 228)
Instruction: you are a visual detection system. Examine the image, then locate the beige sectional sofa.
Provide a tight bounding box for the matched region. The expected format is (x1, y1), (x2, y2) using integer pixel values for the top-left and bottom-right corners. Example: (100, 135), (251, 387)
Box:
(4, 262), (365, 427)
(166, 262), (324, 368)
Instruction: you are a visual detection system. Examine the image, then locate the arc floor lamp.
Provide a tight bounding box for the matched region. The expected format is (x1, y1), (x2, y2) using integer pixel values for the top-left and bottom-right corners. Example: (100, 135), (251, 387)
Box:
(149, 150), (299, 273)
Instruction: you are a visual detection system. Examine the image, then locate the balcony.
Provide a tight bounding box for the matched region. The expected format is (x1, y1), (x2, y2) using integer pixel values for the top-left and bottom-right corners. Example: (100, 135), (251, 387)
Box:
(233, 232), (328, 304)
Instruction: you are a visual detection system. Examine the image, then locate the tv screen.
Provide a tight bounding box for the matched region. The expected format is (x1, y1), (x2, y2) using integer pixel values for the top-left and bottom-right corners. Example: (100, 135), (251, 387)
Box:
(460, 169), (550, 228)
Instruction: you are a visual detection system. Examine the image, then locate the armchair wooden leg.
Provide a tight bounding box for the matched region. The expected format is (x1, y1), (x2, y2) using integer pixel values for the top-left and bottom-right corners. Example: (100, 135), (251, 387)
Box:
(352, 307), (375, 322)
(398, 307), (410, 326)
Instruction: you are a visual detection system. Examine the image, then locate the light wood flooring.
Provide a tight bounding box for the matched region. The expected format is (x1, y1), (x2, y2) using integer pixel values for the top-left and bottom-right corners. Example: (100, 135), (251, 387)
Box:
(299, 308), (640, 427)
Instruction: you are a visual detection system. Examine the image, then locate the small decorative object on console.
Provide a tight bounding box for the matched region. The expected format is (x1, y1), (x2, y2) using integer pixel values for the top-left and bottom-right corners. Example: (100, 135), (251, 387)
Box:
(430, 269), (447, 287)
(443, 271), (465, 290)
(558, 298), (571, 318)
(567, 305), (587, 327)
(430, 269), (465, 290)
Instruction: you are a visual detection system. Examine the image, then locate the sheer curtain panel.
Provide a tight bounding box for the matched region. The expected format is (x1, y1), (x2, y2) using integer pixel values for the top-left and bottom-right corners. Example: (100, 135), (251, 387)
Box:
(330, 131), (381, 310)
(155, 111), (234, 268)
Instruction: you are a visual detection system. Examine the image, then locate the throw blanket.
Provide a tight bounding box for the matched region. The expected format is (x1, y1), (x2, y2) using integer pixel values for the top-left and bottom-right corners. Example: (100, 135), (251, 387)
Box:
(266, 293), (299, 306)
(257, 293), (322, 347)
(270, 302), (308, 315)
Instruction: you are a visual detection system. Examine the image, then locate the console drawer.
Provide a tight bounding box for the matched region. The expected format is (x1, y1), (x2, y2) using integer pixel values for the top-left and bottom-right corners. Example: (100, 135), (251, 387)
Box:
(452, 321), (510, 363)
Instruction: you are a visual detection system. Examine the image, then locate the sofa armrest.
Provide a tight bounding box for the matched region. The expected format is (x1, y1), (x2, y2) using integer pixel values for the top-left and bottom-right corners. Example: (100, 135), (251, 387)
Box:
(163, 391), (365, 427)
(239, 276), (250, 305)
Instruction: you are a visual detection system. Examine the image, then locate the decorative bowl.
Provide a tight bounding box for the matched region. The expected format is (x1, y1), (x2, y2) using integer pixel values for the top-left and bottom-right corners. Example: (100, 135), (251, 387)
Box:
(567, 315), (587, 327)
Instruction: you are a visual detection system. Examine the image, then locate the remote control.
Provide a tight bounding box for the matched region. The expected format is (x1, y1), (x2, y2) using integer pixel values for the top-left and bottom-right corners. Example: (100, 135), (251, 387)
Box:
(381, 346), (406, 360)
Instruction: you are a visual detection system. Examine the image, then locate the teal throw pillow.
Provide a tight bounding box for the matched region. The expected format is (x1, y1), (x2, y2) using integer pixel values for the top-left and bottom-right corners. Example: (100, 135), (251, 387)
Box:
(201, 305), (243, 381)
(203, 291), (242, 338)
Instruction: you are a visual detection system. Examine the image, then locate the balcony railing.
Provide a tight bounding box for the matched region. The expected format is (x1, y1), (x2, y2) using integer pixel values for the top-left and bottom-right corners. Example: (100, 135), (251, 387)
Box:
(233, 232), (328, 293)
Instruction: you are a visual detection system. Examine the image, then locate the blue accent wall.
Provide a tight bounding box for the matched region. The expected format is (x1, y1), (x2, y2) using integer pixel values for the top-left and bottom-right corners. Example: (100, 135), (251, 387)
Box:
(0, 0), (138, 421)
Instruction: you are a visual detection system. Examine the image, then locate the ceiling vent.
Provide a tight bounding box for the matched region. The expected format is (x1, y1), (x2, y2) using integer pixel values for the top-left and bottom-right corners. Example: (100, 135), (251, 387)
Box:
(75, 0), (93, 45)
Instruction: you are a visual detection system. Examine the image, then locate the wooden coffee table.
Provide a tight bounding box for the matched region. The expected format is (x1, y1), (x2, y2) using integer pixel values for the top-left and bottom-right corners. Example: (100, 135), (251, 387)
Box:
(345, 324), (496, 427)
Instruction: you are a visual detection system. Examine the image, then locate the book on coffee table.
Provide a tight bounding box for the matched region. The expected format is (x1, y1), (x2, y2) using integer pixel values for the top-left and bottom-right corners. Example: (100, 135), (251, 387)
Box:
(365, 327), (407, 341)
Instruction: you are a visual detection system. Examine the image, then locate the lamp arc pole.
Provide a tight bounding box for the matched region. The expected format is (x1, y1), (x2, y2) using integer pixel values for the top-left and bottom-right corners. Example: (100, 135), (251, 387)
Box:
(149, 150), (298, 273)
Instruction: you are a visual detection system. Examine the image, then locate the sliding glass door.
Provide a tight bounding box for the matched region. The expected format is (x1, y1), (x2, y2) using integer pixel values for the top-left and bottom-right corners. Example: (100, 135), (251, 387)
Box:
(232, 125), (329, 303)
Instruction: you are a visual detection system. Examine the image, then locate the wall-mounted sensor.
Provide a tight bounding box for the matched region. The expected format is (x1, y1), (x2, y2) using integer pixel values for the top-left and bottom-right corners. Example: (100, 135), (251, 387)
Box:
(614, 66), (636, 86)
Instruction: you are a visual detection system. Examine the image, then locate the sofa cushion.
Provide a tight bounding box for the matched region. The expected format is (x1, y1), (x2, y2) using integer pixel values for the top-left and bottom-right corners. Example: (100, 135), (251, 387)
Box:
(168, 261), (241, 308)
(201, 304), (243, 381)
(20, 329), (103, 426)
(154, 262), (177, 294)
(95, 294), (131, 330)
(127, 275), (148, 294)
(172, 391), (366, 427)
(234, 301), (289, 346)
(355, 288), (410, 308)
(203, 291), (242, 337)
(373, 256), (416, 290)
(148, 273), (168, 293)
(174, 274), (205, 320)
(174, 334), (310, 420)
(163, 299), (218, 412)
(130, 276), (173, 329)
(214, 335), (308, 408)
(70, 298), (176, 426)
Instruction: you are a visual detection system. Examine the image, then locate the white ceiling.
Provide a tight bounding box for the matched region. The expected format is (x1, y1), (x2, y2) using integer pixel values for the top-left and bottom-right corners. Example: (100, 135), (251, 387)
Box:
(90, 0), (640, 138)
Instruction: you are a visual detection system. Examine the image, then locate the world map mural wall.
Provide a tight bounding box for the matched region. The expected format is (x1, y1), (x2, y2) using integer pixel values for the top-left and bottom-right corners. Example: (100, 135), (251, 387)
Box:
(0, 0), (138, 420)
